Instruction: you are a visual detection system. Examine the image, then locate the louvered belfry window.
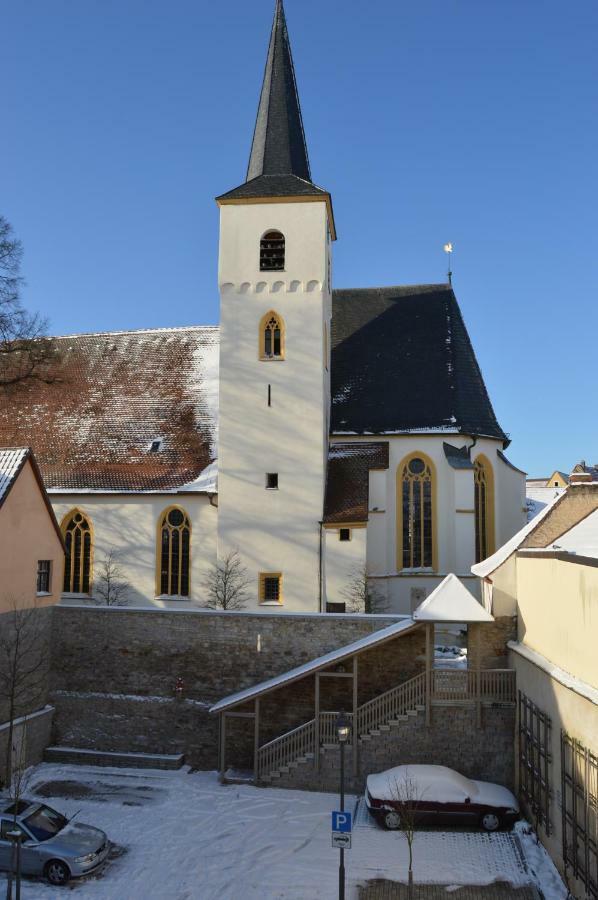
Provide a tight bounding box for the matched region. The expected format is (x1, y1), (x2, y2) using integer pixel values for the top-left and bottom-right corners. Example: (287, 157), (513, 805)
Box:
(260, 231), (285, 271)
(63, 511), (93, 594)
(159, 507), (191, 597)
(401, 457), (433, 569)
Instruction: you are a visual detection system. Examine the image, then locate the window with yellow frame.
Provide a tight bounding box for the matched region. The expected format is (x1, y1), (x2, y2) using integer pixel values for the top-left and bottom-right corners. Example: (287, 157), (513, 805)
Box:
(61, 509), (93, 594)
(157, 507), (191, 597)
(398, 454), (436, 570)
(259, 311), (285, 360)
(474, 455), (495, 563)
(259, 572), (282, 604)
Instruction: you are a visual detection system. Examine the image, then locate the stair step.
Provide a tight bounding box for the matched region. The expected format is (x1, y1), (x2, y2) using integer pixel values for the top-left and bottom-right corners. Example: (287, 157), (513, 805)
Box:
(415, 705), (426, 711)
(288, 762), (299, 769)
(379, 725), (391, 732)
(370, 730), (381, 736)
(270, 771), (281, 779)
(305, 753), (315, 760)
(359, 734), (372, 742)
(406, 710), (418, 717)
(388, 716), (408, 724)
(43, 746), (185, 771)
(279, 766), (290, 774)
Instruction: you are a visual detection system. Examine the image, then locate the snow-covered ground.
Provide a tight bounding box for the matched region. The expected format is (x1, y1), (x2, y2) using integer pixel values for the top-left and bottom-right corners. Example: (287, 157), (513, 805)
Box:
(0, 764), (568, 899)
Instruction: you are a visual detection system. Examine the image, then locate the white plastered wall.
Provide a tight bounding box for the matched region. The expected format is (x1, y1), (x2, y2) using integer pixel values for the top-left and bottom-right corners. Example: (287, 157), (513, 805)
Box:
(327, 435), (524, 615)
(217, 200), (331, 612)
(50, 494), (217, 608)
(324, 526), (367, 607)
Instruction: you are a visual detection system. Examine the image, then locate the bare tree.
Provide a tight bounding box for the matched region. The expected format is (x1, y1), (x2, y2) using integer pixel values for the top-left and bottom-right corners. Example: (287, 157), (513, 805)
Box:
(92, 550), (131, 606)
(0, 215), (57, 387)
(0, 599), (48, 789)
(204, 551), (251, 610)
(4, 722), (33, 900)
(341, 566), (388, 614)
(389, 770), (423, 899)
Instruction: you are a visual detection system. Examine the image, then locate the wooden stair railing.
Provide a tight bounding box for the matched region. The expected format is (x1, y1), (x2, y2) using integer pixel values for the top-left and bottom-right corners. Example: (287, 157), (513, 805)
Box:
(356, 672), (426, 736)
(257, 718), (315, 780)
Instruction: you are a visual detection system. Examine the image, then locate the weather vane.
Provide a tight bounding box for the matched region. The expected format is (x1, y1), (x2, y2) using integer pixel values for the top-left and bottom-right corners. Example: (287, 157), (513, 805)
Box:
(443, 242), (453, 285)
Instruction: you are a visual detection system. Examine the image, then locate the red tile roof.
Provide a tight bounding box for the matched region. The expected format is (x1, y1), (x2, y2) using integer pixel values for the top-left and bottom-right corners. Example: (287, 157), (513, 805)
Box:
(0, 327), (218, 492)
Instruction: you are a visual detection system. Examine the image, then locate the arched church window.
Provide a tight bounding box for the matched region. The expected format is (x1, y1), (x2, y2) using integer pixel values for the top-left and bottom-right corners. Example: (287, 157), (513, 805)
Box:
(398, 454), (436, 570)
(260, 311), (285, 360)
(62, 510), (93, 594)
(158, 506), (191, 597)
(474, 456), (495, 563)
(260, 231), (285, 271)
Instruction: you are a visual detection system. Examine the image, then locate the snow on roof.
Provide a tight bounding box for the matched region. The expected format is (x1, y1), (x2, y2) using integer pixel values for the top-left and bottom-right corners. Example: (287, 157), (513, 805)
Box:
(412, 574), (493, 623)
(549, 507), (598, 560)
(508, 641), (598, 706)
(178, 460), (218, 494)
(0, 447), (29, 504)
(526, 486), (566, 523)
(210, 616), (418, 713)
(471, 490), (564, 579)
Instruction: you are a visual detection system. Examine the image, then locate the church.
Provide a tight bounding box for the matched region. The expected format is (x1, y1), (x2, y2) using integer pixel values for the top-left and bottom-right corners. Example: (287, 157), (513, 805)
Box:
(1, 0), (525, 614)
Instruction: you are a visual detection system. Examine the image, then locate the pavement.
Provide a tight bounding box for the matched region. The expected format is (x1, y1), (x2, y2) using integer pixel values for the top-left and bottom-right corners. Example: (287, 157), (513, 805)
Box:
(358, 883), (540, 899)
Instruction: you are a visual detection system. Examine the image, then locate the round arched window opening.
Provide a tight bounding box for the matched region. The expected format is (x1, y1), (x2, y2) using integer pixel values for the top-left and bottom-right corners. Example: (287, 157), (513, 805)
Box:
(260, 231), (285, 271)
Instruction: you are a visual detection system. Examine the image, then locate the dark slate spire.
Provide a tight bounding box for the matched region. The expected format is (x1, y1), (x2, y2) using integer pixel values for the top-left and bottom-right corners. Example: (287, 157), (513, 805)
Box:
(247, 0), (311, 182)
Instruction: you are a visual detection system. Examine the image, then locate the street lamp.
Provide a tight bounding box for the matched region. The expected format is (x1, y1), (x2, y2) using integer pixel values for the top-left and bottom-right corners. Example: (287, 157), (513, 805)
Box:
(336, 711), (351, 900)
(7, 827), (24, 900)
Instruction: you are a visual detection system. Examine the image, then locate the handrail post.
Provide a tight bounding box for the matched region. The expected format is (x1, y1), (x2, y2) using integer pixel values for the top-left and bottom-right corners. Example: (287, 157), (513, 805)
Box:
(352, 656), (358, 777)
(315, 673), (321, 771)
(254, 699), (260, 784)
(476, 627), (482, 727)
(425, 623), (432, 726)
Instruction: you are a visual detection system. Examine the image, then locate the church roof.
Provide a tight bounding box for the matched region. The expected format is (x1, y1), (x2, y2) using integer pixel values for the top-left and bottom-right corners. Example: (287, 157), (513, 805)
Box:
(324, 442), (389, 524)
(0, 327), (218, 493)
(331, 284), (508, 443)
(216, 0), (331, 208)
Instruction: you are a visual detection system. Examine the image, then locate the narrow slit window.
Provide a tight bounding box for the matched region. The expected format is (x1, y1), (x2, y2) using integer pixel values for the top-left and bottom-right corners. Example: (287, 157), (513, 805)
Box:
(260, 231), (285, 271)
(267, 384), (272, 407)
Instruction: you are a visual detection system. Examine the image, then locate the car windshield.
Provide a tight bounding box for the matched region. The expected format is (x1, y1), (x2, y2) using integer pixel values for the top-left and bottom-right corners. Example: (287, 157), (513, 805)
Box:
(23, 805), (68, 842)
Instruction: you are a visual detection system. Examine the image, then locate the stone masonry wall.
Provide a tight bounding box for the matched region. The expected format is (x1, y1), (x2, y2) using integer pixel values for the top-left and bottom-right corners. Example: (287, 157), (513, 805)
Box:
(49, 607), (409, 769)
(468, 619), (518, 670)
(270, 705), (516, 795)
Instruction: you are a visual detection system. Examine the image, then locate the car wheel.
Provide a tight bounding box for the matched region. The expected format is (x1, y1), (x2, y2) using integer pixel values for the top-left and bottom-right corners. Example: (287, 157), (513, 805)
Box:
(384, 810), (402, 830)
(45, 860), (71, 886)
(480, 812), (501, 832)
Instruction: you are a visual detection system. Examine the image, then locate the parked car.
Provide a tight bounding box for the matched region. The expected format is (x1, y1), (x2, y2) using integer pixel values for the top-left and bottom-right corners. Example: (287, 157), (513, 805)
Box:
(0, 798), (110, 886)
(366, 764), (519, 832)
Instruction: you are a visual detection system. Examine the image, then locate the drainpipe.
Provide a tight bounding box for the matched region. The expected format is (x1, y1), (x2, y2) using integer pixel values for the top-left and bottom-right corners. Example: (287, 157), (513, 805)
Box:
(208, 493), (218, 508)
(318, 520), (324, 613)
(465, 435), (478, 459)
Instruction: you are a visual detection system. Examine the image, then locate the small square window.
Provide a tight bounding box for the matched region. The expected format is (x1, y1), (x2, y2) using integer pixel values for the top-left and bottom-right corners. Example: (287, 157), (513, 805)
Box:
(37, 560), (52, 594)
(260, 573), (282, 604)
(266, 473), (279, 490)
(339, 528), (351, 542)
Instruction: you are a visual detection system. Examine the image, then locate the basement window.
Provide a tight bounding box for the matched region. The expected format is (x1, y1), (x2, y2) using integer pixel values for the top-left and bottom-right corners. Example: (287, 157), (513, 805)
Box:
(266, 473), (279, 490)
(339, 528), (351, 542)
(260, 231), (285, 271)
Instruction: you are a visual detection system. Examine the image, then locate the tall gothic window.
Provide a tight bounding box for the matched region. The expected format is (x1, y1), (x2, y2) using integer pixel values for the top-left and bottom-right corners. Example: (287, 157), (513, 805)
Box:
(260, 231), (285, 271)
(474, 456), (495, 563)
(399, 455), (434, 570)
(260, 311), (285, 360)
(158, 507), (191, 597)
(62, 510), (93, 594)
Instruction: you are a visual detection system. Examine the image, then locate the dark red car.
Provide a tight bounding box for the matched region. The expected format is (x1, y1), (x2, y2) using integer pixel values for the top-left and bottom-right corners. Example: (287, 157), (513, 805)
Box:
(366, 765), (519, 832)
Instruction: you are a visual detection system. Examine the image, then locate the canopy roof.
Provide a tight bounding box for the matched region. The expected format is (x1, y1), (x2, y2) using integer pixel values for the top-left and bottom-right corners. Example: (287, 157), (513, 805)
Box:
(413, 574), (493, 623)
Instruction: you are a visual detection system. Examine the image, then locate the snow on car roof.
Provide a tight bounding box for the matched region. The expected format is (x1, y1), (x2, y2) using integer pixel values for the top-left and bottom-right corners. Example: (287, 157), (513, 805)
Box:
(367, 765), (475, 803)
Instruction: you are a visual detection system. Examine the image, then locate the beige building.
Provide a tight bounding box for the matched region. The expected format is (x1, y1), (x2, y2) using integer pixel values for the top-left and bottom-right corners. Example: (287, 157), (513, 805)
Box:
(473, 480), (598, 899)
(0, 447), (64, 612)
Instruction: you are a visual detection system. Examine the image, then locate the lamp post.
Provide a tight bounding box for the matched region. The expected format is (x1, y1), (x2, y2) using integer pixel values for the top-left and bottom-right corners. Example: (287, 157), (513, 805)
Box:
(335, 711), (351, 900)
(7, 828), (24, 900)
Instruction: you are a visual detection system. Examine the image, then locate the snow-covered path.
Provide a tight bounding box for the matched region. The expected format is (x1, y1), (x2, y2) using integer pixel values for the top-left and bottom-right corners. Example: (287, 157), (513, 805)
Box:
(0, 765), (566, 899)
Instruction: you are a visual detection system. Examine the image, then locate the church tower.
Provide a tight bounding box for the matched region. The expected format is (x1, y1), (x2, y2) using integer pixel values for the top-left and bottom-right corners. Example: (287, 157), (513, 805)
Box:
(216, 0), (335, 611)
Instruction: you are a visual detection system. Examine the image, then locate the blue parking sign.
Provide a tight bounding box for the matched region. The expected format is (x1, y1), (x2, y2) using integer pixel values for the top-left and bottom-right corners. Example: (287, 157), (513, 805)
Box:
(332, 811), (352, 833)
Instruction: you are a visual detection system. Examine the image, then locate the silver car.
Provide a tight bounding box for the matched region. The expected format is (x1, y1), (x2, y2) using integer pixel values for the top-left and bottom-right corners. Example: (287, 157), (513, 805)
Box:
(0, 798), (110, 886)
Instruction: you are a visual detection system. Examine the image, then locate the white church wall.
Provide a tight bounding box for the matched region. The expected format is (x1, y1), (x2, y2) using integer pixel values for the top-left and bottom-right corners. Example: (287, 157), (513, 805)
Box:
(50, 493), (217, 609)
(217, 200), (331, 612)
(494, 452), (527, 549)
(324, 525), (367, 608)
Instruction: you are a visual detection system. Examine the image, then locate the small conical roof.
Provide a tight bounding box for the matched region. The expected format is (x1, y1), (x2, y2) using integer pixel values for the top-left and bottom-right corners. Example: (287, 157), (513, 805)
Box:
(247, 0), (311, 182)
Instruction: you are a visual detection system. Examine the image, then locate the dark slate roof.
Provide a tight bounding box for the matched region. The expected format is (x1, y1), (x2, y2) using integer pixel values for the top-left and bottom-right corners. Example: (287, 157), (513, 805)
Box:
(0, 327), (218, 492)
(324, 442), (389, 524)
(443, 442), (474, 470)
(497, 450), (526, 475)
(217, 0), (329, 203)
(330, 285), (508, 444)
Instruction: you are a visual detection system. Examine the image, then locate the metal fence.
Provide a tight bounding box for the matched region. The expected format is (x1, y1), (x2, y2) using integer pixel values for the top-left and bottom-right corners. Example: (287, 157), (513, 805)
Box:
(562, 731), (598, 899)
(518, 691), (552, 834)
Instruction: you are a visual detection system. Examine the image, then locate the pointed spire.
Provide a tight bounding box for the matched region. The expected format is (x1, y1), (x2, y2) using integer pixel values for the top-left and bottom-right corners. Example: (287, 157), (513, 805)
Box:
(246, 0), (311, 183)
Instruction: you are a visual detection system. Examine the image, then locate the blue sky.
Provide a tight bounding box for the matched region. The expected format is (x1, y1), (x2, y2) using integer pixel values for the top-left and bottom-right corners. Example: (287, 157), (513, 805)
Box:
(4, 0), (597, 476)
